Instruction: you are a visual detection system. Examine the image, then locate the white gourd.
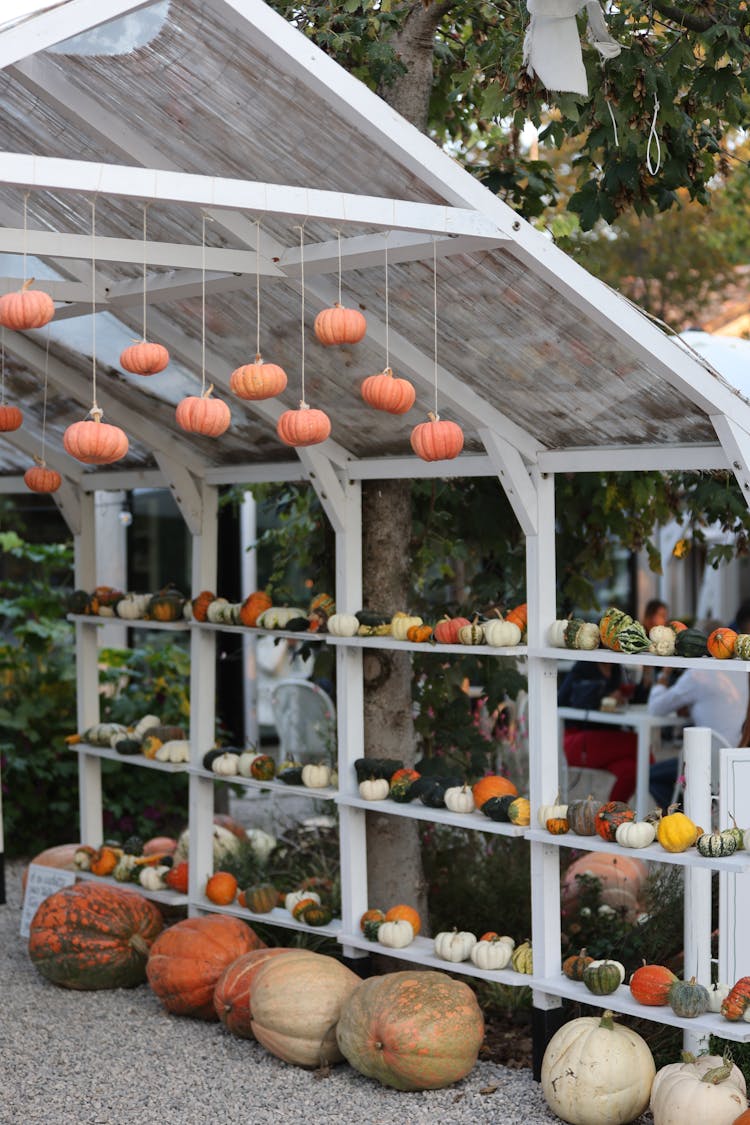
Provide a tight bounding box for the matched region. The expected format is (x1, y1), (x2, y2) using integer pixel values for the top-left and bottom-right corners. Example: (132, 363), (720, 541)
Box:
(615, 820), (656, 848)
(458, 620), (485, 645)
(444, 785), (476, 814)
(470, 938), (513, 970)
(132, 714), (162, 740)
(206, 598), (232, 623)
(482, 618), (522, 647)
(649, 625), (677, 657)
(390, 614), (422, 641)
(256, 606), (307, 629)
(433, 930), (477, 962)
(210, 750), (240, 775)
(237, 750), (261, 778)
(537, 801), (568, 828)
(377, 919), (414, 948)
(326, 613), (360, 637)
(358, 778), (390, 800)
(155, 739), (190, 764)
(139, 864), (170, 891)
(542, 1010), (656, 1125)
(302, 763), (332, 789)
(650, 1055), (747, 1125)
(115, 592), (151, 619)
(706, 983), (731, 1013)
(548, 620), (568, 647)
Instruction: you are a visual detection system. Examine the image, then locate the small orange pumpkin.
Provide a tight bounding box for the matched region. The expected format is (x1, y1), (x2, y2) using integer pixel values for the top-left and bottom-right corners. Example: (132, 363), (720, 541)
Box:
(471, 774), (518, 810)
(314, 302), (366, 346)
(205, 872), (238, 906)
(562, 949), (593, 981)
(24, 463), (61, 493)
(384, 903), (421, 935)
(0, 404), (23, 432)
(707, 626), (738, 660)
(546, 817), (570, 835)
(230, 355), (287, 400)
(90, 845), (120, 877)
(410, 412), (464, 462)
(165, 861), (189, 893)
(276, 402), (331, 447)
(406, 623), (433, 643)
(359, 908), (386, 932)
(361, 367), (415, 414)
(505, 603), (528, 631)
(191, 590), (216, 622)
(238, 591), (272, 627)
(0, 280), (55, 329)
(63, 409), (129, 465)
(176, 386), (231, 436)
(120, 341), (169, 375)
(290, 896), (319, 920)
(629, 963), (678, 1006)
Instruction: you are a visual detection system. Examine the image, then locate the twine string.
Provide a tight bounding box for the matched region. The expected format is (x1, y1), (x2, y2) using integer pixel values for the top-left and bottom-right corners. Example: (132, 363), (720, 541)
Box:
(646, 92), (662, 175)
(22, 192), (30, 285)
(201, 213), (207, 394)
(295, 223), (307, 405)
(384, 236), (390, 371)
(336, 228), (342, 307)
(432, 239), (438, 417)
(91, 199), (98, 411)
(0, 328), (5, 405)
(41, 324), (50, 460)
(255, 220), (261, 359)
(142, 203), (149, 342)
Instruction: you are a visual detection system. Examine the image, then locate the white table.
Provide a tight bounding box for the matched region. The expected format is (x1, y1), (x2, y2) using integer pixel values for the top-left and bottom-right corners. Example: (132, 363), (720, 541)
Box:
(558, 704), (685, 819)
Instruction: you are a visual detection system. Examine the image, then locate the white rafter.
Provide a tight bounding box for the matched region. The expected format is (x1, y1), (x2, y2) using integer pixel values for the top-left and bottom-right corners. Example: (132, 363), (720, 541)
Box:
(0, 0), (151, 69)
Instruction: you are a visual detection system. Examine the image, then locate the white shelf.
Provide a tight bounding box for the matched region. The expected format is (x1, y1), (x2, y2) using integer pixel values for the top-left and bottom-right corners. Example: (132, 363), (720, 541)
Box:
(74, 870), (188, 906)
(191, 767), (338, 799)
(525, 828), (750, 873)
(191, 621), (527, 657)
(534, 645), (750, 671)
(68, 613), (189, 631)
(337, 932), (534, 985)
(533, 976), (750, 1043)
(71, 743), (189, 772)
(192, 896), (342, 938)
(336, 793), (527, 836)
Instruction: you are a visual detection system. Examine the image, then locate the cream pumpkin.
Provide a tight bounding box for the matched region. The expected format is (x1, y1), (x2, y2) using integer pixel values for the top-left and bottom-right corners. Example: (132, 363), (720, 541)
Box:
(650, 1054), (747, 1125)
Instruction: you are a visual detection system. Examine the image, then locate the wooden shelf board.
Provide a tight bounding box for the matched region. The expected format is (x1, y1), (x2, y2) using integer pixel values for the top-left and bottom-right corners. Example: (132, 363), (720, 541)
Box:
(190, 768), (337, 799)
(337, 932), (533, 985)
(75, 870), (187, 906)
(336, 793), (527, 835)
(525, 828), (750, 872)
(71, 743), (189, 772)
(192, 897), (342, 937)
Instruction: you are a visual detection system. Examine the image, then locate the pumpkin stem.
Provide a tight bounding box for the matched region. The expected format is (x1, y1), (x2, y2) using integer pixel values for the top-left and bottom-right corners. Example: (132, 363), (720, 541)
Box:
(298, 400), (310, 411)
(598, 1010), (616, 1030)
(202, 383), (215, 399)
(254, 353), (263, 364)
(21, 277), (35, 292)
(88, 406), (103, 424)
(680, 1051), (697, 1063)
(701, 1058), (734, 1085)
(383, 366), (393, 377)
(427, 410), (440, 423)
(129, 933), (151, 957)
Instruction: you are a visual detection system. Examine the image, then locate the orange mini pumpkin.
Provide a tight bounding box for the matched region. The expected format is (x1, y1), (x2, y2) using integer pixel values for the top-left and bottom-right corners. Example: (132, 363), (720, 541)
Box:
(205, 872), (238, 906)
(410, 413), (464, 462)
(230, 355), (287, 400)
(0, 404), (23, 432)
(359, 908), (386, 932)
(471, 774), (518, 810)
(120, 341), (169, 375)
(191, 590), (216, 622)
(0, 281), (55, 330)
(176, 386), (231, 436)
(707, 626), (738, 660)
(505, 603), (528, 631)
(406, 623), (433, 643)
(24, 463), (61, 493)
(361, 367), (415, 414)
(63, 409), (129, 465)
(384, 903), (421, 936)
(238, 591), (272, 627)
(314, 302), (367, 346)
(277, 402), (331, 447)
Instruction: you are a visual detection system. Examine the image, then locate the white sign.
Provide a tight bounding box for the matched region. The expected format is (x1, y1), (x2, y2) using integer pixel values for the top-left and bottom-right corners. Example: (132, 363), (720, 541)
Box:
(20, 864), (76, 939)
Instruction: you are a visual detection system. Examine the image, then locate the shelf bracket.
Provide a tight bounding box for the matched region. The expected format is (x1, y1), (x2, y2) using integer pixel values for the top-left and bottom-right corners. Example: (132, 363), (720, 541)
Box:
(479, 426), (538, 536)
(154, 453), (203, 536)
(712, 413), (750, 515)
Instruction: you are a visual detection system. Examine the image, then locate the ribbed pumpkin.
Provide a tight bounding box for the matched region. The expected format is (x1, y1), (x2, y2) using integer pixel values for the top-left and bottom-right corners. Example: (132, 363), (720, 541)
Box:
(28, 882), (162, 989)
(191, 590), (216, 622)
(629, 963), (678, 1006)
(0, 282), (55, 329)
(707, 626), (738, 660)
(63, 411), (129, 465)
(213, 947), (314, 1038)
(277, 403), (331, 447)
(314, 302), (367, 346)
(120, 341), (169, 375)
(250, 951), (362, 1067)
(230, 355), (287, 400)
(175, 388), (231, 436)
(472, 774), (518, 809)
(562, 949), (594, 982)
(336, 970), (484, 1090)
(566, 795), (600, 836)
(243, 882), (279, 913)
(361, 367), (415, 414)
(721, 976), (750, 1021)
(146, 915), (264, 1019)
(410, 413), (464, 462)
(24, 463), (61, 493)
(0, 403), (23, 431)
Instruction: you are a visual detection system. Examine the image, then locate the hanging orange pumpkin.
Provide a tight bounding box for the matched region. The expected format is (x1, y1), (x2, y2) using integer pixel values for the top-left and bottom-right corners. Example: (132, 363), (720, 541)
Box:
(277, 402), (331, 447)
(230, 355), (288, 400)
(314, 303), (366, 346)
(410, 413), (464, 462)
(24, 462), (61, 493)
(361, 367), (416, 415)
(176, 385), (231, 436)
(120, 341), (169, 375)
(0, 280), (55, 330)
(63, 408), (129, 465)
(0, 404), (23, 432)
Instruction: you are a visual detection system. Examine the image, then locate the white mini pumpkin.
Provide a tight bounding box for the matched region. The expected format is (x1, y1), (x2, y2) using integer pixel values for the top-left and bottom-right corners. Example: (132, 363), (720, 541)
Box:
(390, 613), (423, 641)
(443, 785), (475, 814)
(537, 800), (568, 828)
(470, 936), (514, 970)
(482, 618), (522, 647)
(237, 749), (260, 778)
(139, 864), (170, 892)
(155, 739), (190, 764)
(210, 750), (240, 775)
(358, 778), (390, 801)
(377, 919), (414, 948)
(285, 889), (321, 913)
(326, 613), (360, 637)
(302, 762), (332, 789)
(433, 930), (477, 962)
(541, 1010), (655, 1125)
(615, 820), (656, 848)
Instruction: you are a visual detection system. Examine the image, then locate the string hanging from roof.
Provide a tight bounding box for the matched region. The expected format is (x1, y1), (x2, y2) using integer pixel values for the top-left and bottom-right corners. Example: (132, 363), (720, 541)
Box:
(63, 198), (129, 466)
(410, 241), (464, 462)
(361, 236), (416, 415)
(277, 224), (331, 448)
(120, 203), (170, 375)
(24, 326), (61, 493)
(313, 229), (367, 347)
(230, 219), (287, 401)
(175, 212), (231, 437)
(0, 192), (55, 332)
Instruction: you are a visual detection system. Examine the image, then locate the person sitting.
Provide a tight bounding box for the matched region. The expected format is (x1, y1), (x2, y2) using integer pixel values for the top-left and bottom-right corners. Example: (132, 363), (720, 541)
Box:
(647, 617), (749, 808)
(558, 661), (640, 803)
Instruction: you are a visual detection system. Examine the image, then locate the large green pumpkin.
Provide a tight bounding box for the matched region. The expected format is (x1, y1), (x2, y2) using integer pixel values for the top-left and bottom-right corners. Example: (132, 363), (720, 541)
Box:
(336, 970), (484, 1090)
(28, 881), (163, 989)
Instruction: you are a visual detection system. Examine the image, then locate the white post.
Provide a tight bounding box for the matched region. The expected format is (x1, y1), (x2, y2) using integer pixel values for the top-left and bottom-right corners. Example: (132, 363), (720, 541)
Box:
(240, 490), (259, 748)
(682, 726), (713, 1054)
(75, 491), (103, 845)
(94, 490), (128, 648)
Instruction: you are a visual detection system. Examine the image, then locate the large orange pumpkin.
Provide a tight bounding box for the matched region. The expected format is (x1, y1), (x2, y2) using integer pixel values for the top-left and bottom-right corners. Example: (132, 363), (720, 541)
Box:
(562, 852), (648, 921)
(471, 774), (518, 809)
(28, 882), (163, 990)
(250, 951), (361, 1067)
(336, 970), (484, 1090)
(213, 947), (317, 1038)
(21, 842), (80, 893)
(146, 915), (264, 1019)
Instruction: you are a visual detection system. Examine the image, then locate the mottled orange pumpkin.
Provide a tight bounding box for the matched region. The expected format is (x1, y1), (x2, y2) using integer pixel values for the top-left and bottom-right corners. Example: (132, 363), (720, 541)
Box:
(471, 774), (518, 810)
(146, 915), (264, 1020)
(335, 970), (484, 1090)
(629, 963), (678, 1006)
(28, 882), (162, 989)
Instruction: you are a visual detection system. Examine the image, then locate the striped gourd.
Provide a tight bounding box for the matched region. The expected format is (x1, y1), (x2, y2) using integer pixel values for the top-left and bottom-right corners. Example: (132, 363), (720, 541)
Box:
(614, 621), (651, 654)
(599, 607), (632, 650)
(735, 633), (750, 661)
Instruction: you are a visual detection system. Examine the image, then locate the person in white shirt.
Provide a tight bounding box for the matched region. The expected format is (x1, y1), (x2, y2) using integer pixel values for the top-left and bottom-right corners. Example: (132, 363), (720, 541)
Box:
(647, 663), (748, 808)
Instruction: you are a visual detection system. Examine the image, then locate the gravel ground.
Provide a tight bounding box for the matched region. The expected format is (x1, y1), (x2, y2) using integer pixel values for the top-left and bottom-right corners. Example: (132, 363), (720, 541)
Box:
(1, 860), (656, 1125)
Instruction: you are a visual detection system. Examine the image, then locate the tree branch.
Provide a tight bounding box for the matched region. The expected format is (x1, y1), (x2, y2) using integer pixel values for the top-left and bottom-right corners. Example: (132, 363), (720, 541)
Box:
(649, 1), (717, 33)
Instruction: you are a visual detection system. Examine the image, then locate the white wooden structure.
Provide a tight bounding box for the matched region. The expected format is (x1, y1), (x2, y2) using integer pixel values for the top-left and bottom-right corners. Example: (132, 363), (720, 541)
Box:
(3, 0), (750, 1055)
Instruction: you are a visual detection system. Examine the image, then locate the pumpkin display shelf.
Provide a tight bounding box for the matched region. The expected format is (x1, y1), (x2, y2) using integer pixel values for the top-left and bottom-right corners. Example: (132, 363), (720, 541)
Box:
(536, 643), (750, 671)
(335, 930), (533, 987)
(73, 869), (188, 907)
(193, 895), (343, 939)
(69, 742), (190, 773)
(335, 793), (526, 836)
(531, 975), (750, 1043)
(525, 827), (750, 873)
(192, 766), (338, 800)
(68, 613), (189, 632)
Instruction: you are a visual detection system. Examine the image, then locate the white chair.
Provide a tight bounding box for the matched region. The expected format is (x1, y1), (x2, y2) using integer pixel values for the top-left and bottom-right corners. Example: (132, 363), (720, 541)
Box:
(269, 678), (336, 764)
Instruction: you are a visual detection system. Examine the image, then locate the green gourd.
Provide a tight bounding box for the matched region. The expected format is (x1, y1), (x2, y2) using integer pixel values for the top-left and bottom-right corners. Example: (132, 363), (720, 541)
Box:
(674, 628), (708, 658)
(669, 976), (710, 1018)
(695, 830), (737, 858)
(582, 959), (625, 995)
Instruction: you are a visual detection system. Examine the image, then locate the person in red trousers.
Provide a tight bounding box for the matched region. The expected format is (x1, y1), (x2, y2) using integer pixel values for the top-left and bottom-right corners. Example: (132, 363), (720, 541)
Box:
(558, 661), (641, 803)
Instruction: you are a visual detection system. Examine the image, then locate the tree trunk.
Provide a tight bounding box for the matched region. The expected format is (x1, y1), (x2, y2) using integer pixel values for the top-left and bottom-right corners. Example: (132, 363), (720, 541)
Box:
(362, 1), (454, 938)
